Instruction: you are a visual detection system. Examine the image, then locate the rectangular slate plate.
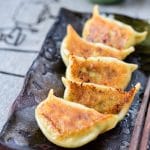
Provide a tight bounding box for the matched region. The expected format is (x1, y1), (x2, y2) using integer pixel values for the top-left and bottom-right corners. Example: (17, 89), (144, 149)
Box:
(0, 8), (149, 150)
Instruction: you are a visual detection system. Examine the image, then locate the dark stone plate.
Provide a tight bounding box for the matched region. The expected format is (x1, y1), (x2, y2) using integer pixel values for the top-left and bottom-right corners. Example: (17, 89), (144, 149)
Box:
(0, 8), (149, 150)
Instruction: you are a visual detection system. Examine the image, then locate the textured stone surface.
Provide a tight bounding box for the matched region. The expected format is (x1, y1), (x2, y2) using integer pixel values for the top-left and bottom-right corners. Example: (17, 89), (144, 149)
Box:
(50, 0), (150, 20)
(99, 0), (150, 20)
(0, 51), (37, 76)
(0, 0), (56, 51)
(0, 74), (24, 131)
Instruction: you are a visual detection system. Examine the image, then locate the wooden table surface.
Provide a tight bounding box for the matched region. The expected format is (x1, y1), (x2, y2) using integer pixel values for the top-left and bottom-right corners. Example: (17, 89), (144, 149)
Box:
(0, 0), (150, 132)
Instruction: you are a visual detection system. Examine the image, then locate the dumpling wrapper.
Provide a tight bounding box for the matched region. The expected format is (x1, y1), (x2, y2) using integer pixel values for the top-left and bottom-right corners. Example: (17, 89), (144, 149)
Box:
(62, 78), (140, 121)
(35, 90), (118, 148)
(61, 25), (134, 66)
(83, 6), (147, 49)
(66, 55), (138, 89)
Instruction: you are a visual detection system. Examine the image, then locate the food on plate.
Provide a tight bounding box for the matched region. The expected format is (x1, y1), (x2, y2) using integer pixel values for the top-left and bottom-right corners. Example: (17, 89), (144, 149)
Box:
(35, 90), (118, 148)
(61, 25), (134, 66)
(62, 77), (140, 121)
(83, 6), (147, 49)
(35, 5), (142, 148)
(66, 55), (137, 89)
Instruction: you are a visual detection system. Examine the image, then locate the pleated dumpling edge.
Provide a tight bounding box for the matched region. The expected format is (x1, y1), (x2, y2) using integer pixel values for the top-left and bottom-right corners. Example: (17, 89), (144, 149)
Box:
(35, 89), (118, 148)
(61, 25), (134, 66)
(82, 5), (147, 49)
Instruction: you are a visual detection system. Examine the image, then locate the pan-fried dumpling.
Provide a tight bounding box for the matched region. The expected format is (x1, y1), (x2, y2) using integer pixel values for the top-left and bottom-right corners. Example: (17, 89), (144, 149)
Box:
(35, 90), (118, 148)
(61, 25), (134, 66)
(66, 55), (138, 89)
(62, 78), (140, 121)
(83, 6), (147, 49)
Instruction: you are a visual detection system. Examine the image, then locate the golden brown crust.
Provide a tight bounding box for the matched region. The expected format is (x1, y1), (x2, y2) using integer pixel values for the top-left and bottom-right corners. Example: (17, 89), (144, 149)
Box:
(62, 25), (134, 61)
(66, 55), (137, 89)
(37, 95), (104, 136)
(63, 78), (140, 115)
(35, 90), (118, 148)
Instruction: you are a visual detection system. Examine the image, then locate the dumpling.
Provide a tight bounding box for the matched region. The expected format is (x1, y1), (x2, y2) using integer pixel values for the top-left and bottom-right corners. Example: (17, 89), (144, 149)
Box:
(83, 6), (147, 49)
(35, 90), (118, 148)
(62, 77), (140, 121)
(61, 25), (134, 66)
(66, 55), (138, 89)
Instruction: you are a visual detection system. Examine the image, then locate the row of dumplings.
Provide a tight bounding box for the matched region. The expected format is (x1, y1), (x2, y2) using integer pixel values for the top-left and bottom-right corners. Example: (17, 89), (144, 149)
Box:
(35, 6), (147, 148)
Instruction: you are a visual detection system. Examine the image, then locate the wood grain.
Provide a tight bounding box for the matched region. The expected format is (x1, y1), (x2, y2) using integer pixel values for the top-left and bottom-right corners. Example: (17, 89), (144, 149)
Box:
(129, 77), (150, 150)
(139, 102), (150, 150)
